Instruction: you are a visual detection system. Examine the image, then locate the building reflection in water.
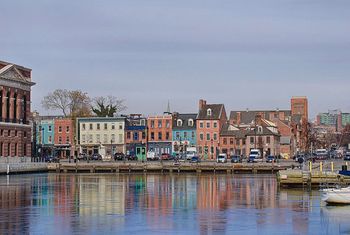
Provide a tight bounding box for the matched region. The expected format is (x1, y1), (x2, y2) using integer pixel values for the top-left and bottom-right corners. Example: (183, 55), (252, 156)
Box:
(0, 173), (344, 234)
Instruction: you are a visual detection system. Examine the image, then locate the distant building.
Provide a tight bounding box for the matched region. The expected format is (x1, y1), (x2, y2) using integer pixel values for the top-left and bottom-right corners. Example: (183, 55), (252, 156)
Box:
(219, 124), (247, 156)
(125, 114), (147, 160)
(77, 117), (126, 156)
(196, 99), (227, 160)
(54, 118), (74, 158)
(291, 96), (308, 121)
(36, 118), (55, 157)
(172, 113), (197, 155)
(316, 110), (350, 132)
(147, 114), (173, 155)
(0, 61), (35, 161)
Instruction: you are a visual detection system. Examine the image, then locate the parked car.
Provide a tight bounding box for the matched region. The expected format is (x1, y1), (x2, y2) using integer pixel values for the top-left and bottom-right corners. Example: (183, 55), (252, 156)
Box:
(77, 153), (87, 161)
(230, 155), (241, 163)
(147, 151), (159, 161)
(127, 155), (138, 161)
(266, 155), (276, 163)
(45, 155), (59, 163)
(217, 153), (227, 163)
(91, 153), (102, 161)
(114, 152), (125, 161)
(190, 156), (201, 163)
(344, 152), (350, 161)
(161, 153), (172, 160)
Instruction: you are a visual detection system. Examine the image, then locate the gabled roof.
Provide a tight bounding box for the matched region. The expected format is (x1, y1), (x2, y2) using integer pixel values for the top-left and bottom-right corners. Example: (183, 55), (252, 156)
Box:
(0, 63), (35, 86)
(230, 110), (291, 124)
(220, 123), (247, 139)
(197, 104), (224, 120)
(245, 126), (280, 136)
(173, 113), (197, 130)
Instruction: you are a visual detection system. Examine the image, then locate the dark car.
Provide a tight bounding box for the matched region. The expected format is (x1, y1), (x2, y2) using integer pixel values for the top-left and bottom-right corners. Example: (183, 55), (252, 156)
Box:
(45, 155), (59, 163)
(91, 153), (102, 161)
(190, 156), (201, 163)
(77, 153), (87, 161)
(266, 155), (276, 163)
(230, 155), (241, 163)
(161, 153), (171, 160)
(344, 153), (350, 161)
(247, 156), (255, 163)
(127, 155), (138, 161)
(114, 152), (125, 161)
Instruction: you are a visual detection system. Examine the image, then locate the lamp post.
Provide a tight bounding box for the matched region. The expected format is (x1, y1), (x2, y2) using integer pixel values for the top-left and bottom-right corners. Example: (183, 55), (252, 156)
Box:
(41, 127), (44, 162)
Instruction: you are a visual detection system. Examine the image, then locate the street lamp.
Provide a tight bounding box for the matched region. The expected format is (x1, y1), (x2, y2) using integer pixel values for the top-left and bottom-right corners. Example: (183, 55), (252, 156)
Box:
(41, 127), (44, 162)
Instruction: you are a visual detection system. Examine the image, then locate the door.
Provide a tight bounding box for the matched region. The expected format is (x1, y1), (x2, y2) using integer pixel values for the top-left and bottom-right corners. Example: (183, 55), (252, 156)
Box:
(136, 147), (146, 161)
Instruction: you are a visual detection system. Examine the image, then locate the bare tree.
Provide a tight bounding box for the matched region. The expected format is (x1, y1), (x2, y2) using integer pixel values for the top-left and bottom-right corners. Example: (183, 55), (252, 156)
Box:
(92, 96), (127, 117)
(42, 89), (91, 117)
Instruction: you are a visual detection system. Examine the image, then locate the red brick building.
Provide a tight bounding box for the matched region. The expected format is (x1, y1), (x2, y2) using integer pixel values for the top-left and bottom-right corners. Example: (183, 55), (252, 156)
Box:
(54, 118), (74, 158)
(147, 114), (172, 155)
(0, 61), (34, 161)
(196, 99), (227, 160)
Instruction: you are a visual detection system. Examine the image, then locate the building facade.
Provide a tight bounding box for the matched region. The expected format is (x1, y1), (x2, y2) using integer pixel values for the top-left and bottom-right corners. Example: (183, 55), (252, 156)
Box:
(147, 114), (172, 155)
(0, 61), (34, 161)
(291, 96), (308, 121)
(54, 118), (74, 158)
(125, 114), (147, 160)
(196, 99), (227, 160)
(36, 119), (55, 157)
(77, 117), (126, 156)
(172, 113), (197, 155)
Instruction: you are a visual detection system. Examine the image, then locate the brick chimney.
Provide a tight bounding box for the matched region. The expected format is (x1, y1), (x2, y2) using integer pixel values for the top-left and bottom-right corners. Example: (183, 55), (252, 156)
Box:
(199, 99), (207, 111)
(237, 112), (241, 125)
(255, 114), (263, 126)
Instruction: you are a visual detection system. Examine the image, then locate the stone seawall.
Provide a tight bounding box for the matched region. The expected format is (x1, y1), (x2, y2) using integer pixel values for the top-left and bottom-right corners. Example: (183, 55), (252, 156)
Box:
(0, 163), (48, 175)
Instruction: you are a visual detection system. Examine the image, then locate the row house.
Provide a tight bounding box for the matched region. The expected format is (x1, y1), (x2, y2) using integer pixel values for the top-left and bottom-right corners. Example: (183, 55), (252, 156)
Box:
(125, 114), (147, 160)
(147, 114), (172, 155)
(0, 61), (34, 160)
(219, 124), (247, 156)
(54, 118), (74, 158)
(77, 117), (125, 156)
(172, 113), (197, 154)
(36, 118), (55, 157)
(196, 99), (227, 160)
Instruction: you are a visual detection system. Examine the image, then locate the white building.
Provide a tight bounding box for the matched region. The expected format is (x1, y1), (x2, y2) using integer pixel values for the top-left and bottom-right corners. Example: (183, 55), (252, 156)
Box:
(77, 117), (126, 156)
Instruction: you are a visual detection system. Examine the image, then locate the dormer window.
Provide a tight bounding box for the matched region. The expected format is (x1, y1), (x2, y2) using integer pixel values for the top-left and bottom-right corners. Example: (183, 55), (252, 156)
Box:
(177, 119), (183, 127)
(207, 108), (212, 116)
(257, 126), (263, 134)
(188, 119), (194, 127)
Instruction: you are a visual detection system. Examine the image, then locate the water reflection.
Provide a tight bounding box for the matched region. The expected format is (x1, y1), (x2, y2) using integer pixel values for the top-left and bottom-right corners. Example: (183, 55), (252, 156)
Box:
(0, 174), (346, 234)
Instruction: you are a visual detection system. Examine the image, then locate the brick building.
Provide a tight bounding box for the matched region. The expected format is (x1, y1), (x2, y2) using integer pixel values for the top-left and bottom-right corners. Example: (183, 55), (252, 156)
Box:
(196, 99), (227, 160)
(147, 114), (172, 155)
(291, 96), (308, 121)
(54, 118), (74, 158)
(0, 61), (35, 161)
(125, 114), (147, 160)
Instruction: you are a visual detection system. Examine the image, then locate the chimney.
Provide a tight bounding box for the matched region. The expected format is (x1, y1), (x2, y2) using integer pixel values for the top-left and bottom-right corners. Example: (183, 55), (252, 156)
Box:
(199, 99), (206, 111)
(255, 114), (263, 126)
(237, 112), (241, 125)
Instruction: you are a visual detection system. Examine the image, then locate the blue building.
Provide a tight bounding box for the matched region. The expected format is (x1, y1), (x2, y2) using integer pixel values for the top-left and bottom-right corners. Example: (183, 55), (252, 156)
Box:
(172, 113), (197, 154)
(125, 115), (147, 160)
(36, 119), (55, 157)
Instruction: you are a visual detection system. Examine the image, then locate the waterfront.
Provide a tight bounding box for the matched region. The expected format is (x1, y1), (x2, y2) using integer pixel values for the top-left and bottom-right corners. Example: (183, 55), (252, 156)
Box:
(0, 173), (349, 235)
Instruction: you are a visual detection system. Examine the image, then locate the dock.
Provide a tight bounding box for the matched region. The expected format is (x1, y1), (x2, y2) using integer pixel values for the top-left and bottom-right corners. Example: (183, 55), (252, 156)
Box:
(48, 161), (290, 174)
(0, 163), (48, 175)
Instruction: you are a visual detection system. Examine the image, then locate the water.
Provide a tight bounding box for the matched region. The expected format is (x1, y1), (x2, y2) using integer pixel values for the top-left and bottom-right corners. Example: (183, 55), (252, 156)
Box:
(0, 173), (349, 235)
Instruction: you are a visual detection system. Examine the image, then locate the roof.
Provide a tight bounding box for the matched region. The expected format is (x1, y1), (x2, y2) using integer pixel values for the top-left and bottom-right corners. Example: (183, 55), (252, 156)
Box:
(77, 116), (126, 122)
(197, 104), (225, 120)
(245, 126), (280, 136)
(0, 63), (35, 86)
(220, 123), (247, 139)
(230, 110), (291, 124)
(173, 113), (197, 130)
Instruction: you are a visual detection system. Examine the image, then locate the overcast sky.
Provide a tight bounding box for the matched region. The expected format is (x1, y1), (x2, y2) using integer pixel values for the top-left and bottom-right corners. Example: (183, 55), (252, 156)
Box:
(1, 0), (350, 119)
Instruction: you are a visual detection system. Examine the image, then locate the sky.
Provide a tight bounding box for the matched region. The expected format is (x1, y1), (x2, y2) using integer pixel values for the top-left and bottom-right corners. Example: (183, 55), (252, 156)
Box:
(1, 0), (350, 120)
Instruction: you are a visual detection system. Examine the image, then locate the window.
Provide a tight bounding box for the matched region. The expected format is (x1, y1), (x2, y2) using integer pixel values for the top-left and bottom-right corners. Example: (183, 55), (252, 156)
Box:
(266, 136), (271, 144)
(140, 119), (146, 126)
(158, 132), (162, 140)
(213, 122), (217, 128)
(166, 132), (170, 140)
(206, 133), (210, 141)
(48, 125), (52, 132)
(89, 123), (93, 130)
(207, 108), (212, 116)
(166, 120), (170, 128)
(191, 131), (195, 138)
(82, 124), (86, 130)
(242, 139), (246, 145)
(89, 134), (93, 143)
(158, 120), (162, 128)
(177, 119), (183, 127)
(210, 146), (214, 154)
(48, 136), (52, 143)
(188, 119), (194, 126)
(104, 123), (108, 130)
(82, 135), (86, 143)
(151, 132), (155, 140)
(257, 126), (263, 134)
(96, 134), (100, 143)
(66, 126), (70, 133)
(7, 130), (10, 137)
(66, 136), (70, 144)
(58, 136), (62, 144)
(97, 123), (100, 130)
(127, 132), (131, 139)
(0, 130), (3, 136)
(250, 137), (254, 143)
(200, 133), (204, 141)
(111, 123), (115, 130)
(213, 133), (217, 141)
(133, 132), (139, 141)
(223, 138), (227, 145)
(151, 120), (155, 128)
(111, 134), (115, 142)
(230, 138), (234, 145)
(119, 124), (122, 130)
(176, 132), (180, 140)
(184, 131), (188, 139)
(15, 130), (18, 137)
(206, 122), (210, 128)
(58, 126), (62, 133)
(142, 131), (146, 139)
(199, 121), (204, 128)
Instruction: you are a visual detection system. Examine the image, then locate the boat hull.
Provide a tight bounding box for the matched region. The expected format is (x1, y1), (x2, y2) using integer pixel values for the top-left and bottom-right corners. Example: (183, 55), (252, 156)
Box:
(321, 187), (350, 204)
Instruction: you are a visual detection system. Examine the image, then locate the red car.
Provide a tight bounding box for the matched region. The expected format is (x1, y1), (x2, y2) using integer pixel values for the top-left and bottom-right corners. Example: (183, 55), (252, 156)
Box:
(161, 153), (171, 160)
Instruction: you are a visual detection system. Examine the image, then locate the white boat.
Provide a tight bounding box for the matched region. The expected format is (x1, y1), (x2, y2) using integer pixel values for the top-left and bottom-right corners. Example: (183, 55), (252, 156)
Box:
(321, 186), (350, 204)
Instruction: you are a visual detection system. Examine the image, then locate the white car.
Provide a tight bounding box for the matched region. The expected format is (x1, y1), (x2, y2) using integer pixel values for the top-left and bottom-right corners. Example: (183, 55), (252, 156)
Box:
(217, 154), (227, 163)
(146, 151), (159, 161)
